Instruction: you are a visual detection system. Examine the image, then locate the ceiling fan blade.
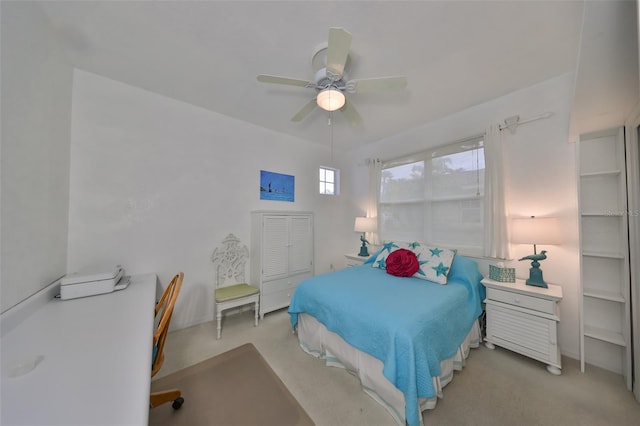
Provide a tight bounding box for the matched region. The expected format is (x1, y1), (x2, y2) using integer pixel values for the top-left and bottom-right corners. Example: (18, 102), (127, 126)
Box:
(346, 76), (408, 93)
(326, 27), (352, 81)
(257, 75), (314, 88)
(291, 98), (318, 122)
(341, 99), (362, 125)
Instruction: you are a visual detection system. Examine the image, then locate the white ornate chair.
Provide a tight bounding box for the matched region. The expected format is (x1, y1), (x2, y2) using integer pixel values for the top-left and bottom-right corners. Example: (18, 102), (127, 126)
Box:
(211, 233), (259, 339)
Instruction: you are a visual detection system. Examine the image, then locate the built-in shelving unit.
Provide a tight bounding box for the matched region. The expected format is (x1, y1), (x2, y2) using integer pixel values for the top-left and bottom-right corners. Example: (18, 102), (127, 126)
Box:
(577, 127), (631, 389)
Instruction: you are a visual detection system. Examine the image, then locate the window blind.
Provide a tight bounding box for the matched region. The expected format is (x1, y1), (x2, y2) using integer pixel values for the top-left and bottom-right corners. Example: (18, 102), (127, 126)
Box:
(379, 136), (485, 256)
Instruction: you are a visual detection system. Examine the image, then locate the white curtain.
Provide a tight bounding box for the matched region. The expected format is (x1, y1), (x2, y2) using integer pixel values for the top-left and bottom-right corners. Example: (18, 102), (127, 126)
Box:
(483, 124), (511, 259)
(366, 158), (382, 245)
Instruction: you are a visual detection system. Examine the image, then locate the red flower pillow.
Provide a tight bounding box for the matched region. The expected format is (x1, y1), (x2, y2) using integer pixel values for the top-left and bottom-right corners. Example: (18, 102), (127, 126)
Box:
(385, 248), (420, 277)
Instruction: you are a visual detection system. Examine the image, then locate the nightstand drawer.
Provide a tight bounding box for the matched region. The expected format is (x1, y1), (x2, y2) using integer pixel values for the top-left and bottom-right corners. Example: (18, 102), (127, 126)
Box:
(487, 288), (556, 315)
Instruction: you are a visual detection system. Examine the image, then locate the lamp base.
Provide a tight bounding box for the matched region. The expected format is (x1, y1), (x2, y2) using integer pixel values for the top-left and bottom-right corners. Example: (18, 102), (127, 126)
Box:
(526, 263), (548, 288)
(358, 233), (370, 257)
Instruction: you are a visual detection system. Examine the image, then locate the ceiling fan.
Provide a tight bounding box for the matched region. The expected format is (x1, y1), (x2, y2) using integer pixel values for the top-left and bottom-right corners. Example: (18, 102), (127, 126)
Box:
(257, 27), (408, 125)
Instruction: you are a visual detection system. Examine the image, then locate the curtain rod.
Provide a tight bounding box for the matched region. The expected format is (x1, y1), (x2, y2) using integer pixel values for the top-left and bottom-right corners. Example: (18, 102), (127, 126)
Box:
(499, 111), (554, 133)
(376, 133), (485, 167)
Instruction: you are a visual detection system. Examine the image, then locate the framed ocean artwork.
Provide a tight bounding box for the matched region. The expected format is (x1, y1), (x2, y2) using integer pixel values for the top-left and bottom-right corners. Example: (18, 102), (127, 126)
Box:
(260, 170), (294, 202)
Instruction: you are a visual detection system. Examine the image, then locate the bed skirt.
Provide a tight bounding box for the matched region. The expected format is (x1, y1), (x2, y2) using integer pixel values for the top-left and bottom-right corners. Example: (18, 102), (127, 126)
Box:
(296, 313), (482, 426)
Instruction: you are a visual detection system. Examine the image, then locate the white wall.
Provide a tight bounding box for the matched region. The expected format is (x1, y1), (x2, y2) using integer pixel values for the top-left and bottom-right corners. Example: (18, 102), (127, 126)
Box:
(0, 1), (73, 313)
(344, 74), (582, 359)
(67, 70), (346, 330)
(0, 6), (586, 358)
(0, 2), (589, 361)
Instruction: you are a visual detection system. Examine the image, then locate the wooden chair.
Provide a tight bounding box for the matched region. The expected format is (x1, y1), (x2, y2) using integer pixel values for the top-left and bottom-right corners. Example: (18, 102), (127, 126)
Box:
(150, 272), (184, 410)
(211, 234), (259, 339)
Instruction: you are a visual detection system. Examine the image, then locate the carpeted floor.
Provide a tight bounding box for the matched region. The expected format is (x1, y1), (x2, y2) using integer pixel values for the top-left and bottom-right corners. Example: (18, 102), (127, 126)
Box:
(149, 342), (314, 426)
(156, 309), (640, 426)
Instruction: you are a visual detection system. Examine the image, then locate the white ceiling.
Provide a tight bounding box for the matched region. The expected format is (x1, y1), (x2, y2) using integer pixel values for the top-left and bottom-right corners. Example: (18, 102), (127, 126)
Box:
(35, 1), (634, 151)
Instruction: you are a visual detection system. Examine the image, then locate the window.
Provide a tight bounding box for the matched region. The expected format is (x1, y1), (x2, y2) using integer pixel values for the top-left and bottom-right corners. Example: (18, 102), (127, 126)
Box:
(379, 136), (485, 255)
(319, 166), (340, 195)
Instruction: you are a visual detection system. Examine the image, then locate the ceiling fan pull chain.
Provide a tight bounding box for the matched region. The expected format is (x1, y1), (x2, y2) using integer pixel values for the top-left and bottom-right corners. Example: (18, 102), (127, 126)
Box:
(329, 111), (334, 164)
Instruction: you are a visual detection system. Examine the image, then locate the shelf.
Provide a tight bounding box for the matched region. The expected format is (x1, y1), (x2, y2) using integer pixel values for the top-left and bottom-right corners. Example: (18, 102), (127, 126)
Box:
(580, 170), (621, 177)
(583, 325), (626, 347)
(581, 250), (625, 259)
(579, 171), (623, 213)
(580, 216), (624, 254)
(583, 290), (625, 303)
(578, 127), (630, 383)
(582, 256), (624, 298)
(580, 212), (624, 217)
(579, 131), (622, 173)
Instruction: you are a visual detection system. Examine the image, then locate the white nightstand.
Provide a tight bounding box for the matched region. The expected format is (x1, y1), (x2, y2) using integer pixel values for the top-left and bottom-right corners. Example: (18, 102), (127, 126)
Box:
(481, 277), (563, 375)
(344, 253), (367, 267)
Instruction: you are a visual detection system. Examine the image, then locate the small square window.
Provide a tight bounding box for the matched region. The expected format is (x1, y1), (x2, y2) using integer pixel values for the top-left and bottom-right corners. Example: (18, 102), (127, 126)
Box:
(319, 166), (340, 195)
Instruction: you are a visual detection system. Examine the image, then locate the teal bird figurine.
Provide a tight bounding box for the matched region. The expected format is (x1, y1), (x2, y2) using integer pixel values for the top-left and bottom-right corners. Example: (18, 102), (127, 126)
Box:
(518, 250), (547, 262)
(518, 250), (549, 288)
(358, 234), (370, 257)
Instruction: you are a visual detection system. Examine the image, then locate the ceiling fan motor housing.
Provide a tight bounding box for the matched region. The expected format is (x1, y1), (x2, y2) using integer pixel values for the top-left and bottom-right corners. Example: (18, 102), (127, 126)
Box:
(315, 68), (348, 92)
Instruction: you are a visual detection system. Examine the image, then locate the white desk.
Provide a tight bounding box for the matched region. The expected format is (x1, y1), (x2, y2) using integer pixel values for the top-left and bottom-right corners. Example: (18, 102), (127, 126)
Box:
(1, 273), (157, 425)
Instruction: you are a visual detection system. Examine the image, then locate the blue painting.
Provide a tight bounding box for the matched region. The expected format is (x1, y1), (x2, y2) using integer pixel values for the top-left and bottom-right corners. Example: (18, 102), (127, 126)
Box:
(260, 170), (295, 202)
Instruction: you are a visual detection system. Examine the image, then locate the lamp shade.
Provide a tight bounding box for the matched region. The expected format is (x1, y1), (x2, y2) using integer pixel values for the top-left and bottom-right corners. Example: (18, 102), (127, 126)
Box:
(317, 88), (345, 112)
(511, 217), (562, 245)
(354, 217), (377, 233)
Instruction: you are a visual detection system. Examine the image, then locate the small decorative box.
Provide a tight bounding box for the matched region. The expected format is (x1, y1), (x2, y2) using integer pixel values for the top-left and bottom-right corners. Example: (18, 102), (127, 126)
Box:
(489, 264), (515, 283)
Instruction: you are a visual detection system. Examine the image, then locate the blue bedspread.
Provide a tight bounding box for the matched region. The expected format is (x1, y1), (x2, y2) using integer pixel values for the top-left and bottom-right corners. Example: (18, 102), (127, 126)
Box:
(288, 255), (484, 426)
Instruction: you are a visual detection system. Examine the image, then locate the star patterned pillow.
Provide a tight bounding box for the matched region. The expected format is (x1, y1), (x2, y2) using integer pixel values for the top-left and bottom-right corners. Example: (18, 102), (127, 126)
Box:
(371, 241), (414, 269)
(411, 244), (457, 284)
(372, 241), (456, 284)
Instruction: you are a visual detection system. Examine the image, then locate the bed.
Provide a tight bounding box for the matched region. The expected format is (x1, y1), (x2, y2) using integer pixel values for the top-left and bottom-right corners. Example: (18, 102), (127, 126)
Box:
(288, 249), (485, 426)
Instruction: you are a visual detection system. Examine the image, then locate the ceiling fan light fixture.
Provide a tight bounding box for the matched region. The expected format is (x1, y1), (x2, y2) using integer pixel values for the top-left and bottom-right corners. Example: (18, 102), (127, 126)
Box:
(257, 27), (407, 124)
(316, 88), (345, 111)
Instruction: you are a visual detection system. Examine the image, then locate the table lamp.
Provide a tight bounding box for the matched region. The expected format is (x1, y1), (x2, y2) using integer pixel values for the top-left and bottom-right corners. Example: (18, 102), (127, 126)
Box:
(354, 217), (377, 257)
(511, 216), (562, 288)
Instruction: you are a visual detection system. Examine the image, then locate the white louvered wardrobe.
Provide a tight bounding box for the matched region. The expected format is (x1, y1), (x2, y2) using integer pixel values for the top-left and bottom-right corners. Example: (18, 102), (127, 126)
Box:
(250, 211), (314, 319)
